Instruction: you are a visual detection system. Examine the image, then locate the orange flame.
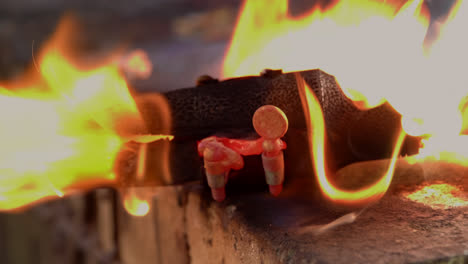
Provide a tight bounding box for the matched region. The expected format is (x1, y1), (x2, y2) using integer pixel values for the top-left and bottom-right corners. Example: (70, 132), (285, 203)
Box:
(223, 0), (432, 110)
(0, 17), (168, 211)
(297, 74), (404, 205)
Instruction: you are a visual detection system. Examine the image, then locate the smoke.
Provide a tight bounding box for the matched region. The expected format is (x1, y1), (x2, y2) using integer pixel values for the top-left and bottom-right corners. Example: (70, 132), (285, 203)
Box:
(294, 210), (365, 235)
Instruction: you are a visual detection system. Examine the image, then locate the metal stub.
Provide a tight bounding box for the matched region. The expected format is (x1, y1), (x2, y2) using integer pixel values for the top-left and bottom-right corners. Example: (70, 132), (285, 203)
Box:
(253, 105), (288, 139)
(196, 75), (219, 87)
(262, 152), (284, 173)
(205, 172), (226, 189)
(260, 69), (283, 78)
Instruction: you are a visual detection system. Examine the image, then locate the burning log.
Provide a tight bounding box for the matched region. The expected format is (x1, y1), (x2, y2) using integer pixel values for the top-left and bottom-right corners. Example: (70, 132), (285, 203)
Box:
(124, 69), (420, 189)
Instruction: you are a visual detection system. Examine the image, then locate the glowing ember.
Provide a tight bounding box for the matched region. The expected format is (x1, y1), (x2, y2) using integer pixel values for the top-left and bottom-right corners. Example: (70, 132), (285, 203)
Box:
(405, 183), (468, 209)
(0, 17), (169, 212)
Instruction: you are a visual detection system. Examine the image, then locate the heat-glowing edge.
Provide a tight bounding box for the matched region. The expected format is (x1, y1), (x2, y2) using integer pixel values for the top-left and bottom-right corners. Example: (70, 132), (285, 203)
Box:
(295, 73), (405, 206)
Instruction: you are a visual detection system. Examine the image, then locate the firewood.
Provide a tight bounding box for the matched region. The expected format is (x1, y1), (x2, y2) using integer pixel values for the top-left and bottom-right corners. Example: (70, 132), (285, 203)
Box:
(125, 69), (420, 187)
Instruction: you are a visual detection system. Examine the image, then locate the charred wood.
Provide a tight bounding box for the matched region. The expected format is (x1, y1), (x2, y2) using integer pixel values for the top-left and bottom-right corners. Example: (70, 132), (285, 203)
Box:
(126, 69), (420, 188)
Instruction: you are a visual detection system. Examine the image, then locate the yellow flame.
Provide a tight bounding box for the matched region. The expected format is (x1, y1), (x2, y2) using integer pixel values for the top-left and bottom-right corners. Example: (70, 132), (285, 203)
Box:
(224, 0), (430, 110)
(297, 73), (404, 205)
(223, 0), (429, 102)
(123, 195), (151, 217)
(121, 186), (156, 217)
(0, 17), (169, 211)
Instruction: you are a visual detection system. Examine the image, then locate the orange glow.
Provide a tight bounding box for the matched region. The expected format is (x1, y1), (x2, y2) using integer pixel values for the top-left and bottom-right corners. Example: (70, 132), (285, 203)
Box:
(297, 74), (404, 206)
(404, 183), (468, 209)
(0, 17), (169, 211)
(124, 198), (150, 216)
(122, 188), (152, 217)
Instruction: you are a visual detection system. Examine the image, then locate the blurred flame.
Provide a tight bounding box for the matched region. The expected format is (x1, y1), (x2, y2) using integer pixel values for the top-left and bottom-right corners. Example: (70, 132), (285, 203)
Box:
(224, 0), (468, 204)
(0, 17), (168, 211)
(297, 74), (404, 205)
(404, 183), (468, 209)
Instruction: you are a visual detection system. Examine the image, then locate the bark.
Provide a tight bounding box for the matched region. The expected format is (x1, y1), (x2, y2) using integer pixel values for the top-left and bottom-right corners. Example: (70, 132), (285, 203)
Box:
(127, 69), (420, 187)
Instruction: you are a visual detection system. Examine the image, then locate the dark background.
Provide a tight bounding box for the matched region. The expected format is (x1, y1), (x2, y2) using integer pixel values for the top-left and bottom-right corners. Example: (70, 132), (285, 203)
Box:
(0, 0), (457, 91)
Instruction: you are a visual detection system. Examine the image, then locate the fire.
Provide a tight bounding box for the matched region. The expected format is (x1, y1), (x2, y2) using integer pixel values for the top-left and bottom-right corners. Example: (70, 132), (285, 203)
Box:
(223, 0), (428, 97)
(404, 183), (468, 209)
(0, 17), (167, 212)
(224, 0), (468, 205)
